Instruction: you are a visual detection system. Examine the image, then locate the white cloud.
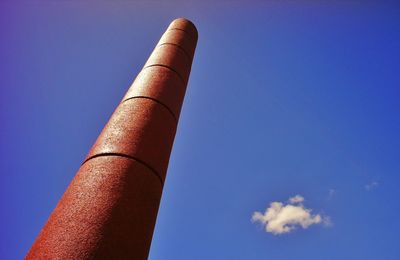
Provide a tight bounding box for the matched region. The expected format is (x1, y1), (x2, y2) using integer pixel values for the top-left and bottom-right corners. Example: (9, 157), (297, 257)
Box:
(321, 215), (333, 227)
(365, 181), (379, 191)
(252, 195), (330, 235)
(289, 195), (304, 204)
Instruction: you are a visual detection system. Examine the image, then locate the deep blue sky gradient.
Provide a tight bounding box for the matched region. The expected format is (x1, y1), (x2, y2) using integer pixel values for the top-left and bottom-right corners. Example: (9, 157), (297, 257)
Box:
(1, 1), (400, 259)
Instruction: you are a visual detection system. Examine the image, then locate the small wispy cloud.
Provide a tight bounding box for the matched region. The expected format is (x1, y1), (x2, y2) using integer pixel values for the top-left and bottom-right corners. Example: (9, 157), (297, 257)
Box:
(365, 181), (379, 191)
(289, 195), (304, 204)
(251, 195), (330, 235)
(328, 189), (336, 200)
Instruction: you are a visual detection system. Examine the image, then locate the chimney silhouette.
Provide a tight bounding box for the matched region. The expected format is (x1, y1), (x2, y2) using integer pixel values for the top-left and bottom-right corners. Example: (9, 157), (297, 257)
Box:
(27, 18), (198, 259)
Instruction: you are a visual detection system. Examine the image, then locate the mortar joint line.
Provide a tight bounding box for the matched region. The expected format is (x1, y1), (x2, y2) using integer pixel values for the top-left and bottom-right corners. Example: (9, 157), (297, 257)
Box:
(167, 28), (197, 41)
(157, 42), (192, 61)
(121, 96), (178, 123)
(82, 153), (164, 186)
(143, 64), (187, 85)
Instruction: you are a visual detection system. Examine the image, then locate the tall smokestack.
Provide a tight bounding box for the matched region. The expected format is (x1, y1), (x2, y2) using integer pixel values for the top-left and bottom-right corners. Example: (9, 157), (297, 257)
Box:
(27, 18), (198, 259)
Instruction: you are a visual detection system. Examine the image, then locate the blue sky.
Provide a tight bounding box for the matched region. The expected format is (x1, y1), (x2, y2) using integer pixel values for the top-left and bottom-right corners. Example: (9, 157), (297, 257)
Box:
(1, 1), (400, 259)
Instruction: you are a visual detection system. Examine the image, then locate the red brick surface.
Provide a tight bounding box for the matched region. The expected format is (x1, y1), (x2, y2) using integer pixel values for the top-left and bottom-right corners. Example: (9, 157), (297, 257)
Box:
(158, 29), (197, 59)
(122, 66), (186, 120)
(27, 18), (197, 259)
(144, 44), (192, 84)
(86, 98), (176, 181)
(27, 156), (162, 259)
(167, 18), (198, 41)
